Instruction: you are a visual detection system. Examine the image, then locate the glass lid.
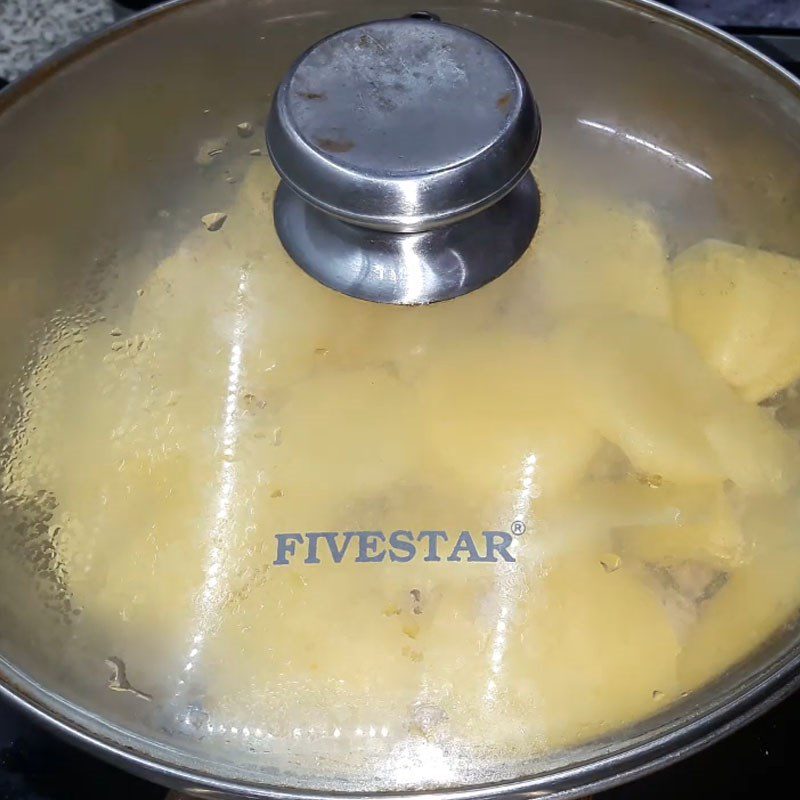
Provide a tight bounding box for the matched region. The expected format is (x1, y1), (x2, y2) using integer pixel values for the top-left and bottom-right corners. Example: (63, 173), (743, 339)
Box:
(0, 0), (799, 795)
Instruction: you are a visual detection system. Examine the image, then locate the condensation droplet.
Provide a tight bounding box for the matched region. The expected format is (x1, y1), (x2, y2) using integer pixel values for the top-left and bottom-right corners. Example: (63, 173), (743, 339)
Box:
(202, 212), (228, 232)
(195, 137), (227, 165)
(237, 122), (255, 138)
(600, 553), (622, 573)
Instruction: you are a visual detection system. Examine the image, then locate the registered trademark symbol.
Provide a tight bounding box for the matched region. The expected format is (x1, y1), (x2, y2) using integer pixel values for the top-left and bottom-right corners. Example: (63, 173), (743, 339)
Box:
(511, 520), (526, 536)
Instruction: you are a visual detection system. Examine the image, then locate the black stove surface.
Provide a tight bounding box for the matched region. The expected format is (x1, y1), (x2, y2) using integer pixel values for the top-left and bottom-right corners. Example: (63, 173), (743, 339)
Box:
(1, 4), (799, 799)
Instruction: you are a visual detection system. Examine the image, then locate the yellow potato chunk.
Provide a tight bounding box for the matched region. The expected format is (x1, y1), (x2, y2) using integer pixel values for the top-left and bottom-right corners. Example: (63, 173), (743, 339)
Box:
(569, 480), (724, 529)
(419, 334), (600, 501)
(552, 314), (800, 492)
(672, 239), (800, 402)
(678, 494), (800, 691)
(613, 483), (744, 569)
(201, 487), (516, 740)
(678, 552), (800, 692)
(528, 198), (671, 320)
(525, 480), (743, 571)
(510, 552), (680, 747)
(258, 366), (421, 503)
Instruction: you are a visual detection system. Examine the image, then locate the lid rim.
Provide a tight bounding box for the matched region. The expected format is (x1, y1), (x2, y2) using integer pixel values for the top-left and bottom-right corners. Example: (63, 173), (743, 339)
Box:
(3, 648), (800, 800)
(2, 0), (800, 796)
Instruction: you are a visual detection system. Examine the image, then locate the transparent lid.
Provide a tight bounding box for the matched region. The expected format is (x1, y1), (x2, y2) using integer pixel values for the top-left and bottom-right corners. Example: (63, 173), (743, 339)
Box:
(1, 0), (799, 795)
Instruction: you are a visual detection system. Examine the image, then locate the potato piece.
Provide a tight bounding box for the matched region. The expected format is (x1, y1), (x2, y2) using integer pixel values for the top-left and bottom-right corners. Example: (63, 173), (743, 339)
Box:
(508, 552), (680, 746)
(204, 552), (427, 732)
(529, 480), (742, 570)
(528, 198), (671, 320)
(678, 551), (800, 692)
(614, 484), (743, 568)
(552, 314), (800, 492)
(570, 480), (723, 529)
(202, 487), (510, 739)
(419, 334), (600, 501)
(202, 493), (673, 753)
(671, 239), (800, 402)
(262, 366), (421, 503)
(678, 494), (800, 690)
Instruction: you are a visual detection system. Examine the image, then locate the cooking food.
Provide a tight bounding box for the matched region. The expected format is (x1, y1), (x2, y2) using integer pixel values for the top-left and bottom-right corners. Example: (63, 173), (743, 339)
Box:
(4, 151), (799, 768)
(671, 240), (800, 402)
(0, 0), (799, 793)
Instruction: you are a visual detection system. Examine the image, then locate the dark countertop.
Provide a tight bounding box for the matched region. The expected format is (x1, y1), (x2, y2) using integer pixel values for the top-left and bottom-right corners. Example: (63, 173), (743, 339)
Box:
(674, 0), (800, 26)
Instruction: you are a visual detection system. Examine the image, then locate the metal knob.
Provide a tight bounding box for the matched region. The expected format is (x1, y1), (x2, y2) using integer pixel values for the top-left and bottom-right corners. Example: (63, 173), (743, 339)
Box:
(267, 14), (541, 305)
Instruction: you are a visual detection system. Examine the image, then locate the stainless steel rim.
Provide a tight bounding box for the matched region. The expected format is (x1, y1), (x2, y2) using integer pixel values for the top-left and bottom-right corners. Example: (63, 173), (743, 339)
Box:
(2, 653), (799, 799)
(1, 0), (799, 797)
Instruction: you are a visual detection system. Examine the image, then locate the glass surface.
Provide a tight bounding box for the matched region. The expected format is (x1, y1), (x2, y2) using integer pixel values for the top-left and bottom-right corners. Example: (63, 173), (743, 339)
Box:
(0, 0), (799, 793)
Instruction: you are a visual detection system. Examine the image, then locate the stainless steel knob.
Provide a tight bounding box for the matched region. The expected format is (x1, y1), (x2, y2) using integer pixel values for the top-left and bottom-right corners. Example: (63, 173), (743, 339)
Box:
(267, 14), (541, 305)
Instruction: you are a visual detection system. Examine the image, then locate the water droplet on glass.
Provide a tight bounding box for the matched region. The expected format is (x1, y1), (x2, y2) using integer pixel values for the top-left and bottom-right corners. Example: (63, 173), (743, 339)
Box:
(636, 472), (663, 488)
(181, 704), (210, 733)
(411, 702), (446, 734)
(202, 212), (228, 232)
(237, 121), (255, 138)
(600, 553), (622, 573)
(195, 137), (227, 165)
